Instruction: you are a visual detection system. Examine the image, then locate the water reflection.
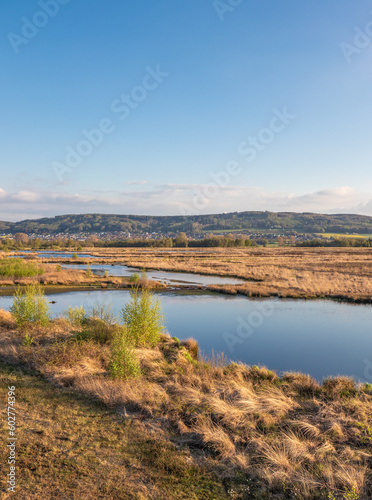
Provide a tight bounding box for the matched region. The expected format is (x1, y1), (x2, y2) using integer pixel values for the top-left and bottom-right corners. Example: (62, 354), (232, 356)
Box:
(0, 289), (371, 381)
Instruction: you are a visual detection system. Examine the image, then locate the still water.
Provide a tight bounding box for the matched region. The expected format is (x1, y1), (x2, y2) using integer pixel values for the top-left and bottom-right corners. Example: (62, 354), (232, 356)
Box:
(1, 289), (371, 382)
(61, 263), (246, 286)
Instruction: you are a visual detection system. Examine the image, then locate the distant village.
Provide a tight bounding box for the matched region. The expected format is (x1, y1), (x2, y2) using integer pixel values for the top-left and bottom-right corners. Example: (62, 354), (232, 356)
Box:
(0, 229), (319, 245)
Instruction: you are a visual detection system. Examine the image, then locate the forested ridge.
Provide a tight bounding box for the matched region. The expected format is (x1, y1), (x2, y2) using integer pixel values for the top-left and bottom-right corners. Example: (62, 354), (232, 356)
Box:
(2, 211), (372, 235)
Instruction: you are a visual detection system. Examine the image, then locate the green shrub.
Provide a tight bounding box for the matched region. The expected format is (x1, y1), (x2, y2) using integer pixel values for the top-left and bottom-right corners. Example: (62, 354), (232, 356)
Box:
(56, 264), (62, 272)
(109, 328), (141, 380)
(10, 285), (51, 326)
(72, 253), (78, 259)
(129, 272), (140, 284)
(0, 258), (43, 278)
(172, 336), (181, 347)
(64, 306), (87, 327)
(22, 333), (34, 346)
(362, 382), (372, 394)
(184, 351), (197, 365)
(122, 289), (164, 347)
(86, 264), (92, 278)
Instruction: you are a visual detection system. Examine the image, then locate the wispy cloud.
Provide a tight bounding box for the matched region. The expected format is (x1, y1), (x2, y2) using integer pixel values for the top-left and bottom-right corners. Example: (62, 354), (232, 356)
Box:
(125, 180), (150, 186)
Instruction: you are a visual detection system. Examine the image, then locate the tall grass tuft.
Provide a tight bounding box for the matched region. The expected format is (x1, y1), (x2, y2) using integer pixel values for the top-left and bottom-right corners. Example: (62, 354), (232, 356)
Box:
(90, 301), (116, 325)
(71, 302), (117, 344)
(10, 285), (51, 326)
(109, 327), (141, 380)
(122, 289), (164, 347)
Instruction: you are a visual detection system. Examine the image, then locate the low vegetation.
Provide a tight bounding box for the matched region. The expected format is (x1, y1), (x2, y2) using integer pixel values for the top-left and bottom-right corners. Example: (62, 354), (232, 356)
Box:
(0, 286), (371, 499)
(10, 284), (51, 327)
(3, 247), (372, 305)
(122, 287), (165, 347)
(0, 258), (43, 278)
(96, 246), (372, 303)
(0, 362), (226, 499)
(298, 238), (372, 248)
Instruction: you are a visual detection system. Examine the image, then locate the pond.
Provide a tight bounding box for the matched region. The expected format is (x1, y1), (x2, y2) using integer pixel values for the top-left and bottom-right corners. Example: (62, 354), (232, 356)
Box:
(61, 263), (246, 286)
(1, 289), (371, 382)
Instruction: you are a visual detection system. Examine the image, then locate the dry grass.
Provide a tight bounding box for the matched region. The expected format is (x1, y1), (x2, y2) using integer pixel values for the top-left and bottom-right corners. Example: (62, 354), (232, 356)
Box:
(1, 324), (371, 499)
(76, 246), (372, 302)
(0, 308), (16, 329)
(4, 247), (372, 302)
(0, 362), (226, 499)
(0, 261), (166, 292)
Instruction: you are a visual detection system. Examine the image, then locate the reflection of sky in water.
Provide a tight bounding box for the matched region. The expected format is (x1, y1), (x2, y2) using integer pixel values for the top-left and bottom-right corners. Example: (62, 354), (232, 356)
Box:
(1, 289), (371, 382)
(61, 263), (246, 286)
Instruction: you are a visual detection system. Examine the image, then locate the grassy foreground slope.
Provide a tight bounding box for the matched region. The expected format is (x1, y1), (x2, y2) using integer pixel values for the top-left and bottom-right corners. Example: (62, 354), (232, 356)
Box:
(0, 361), (226, 499)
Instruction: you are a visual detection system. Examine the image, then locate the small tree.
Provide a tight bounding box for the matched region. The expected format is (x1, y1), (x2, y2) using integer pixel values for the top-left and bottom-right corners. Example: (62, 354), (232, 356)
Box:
(109, 328), (141, 380)
(129, 272), (140, 284)
(10, 285), (51, 327)
(86, 264), (92, 278)
(65, 306), (87, 327)
(14, 233), (29, 246)
(121, 289), (164, 347)
(174, 232), (188, 247)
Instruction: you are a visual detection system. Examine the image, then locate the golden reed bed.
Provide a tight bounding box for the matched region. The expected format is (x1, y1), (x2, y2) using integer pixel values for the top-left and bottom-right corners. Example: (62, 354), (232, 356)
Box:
(3, 247), (372, 302)
(84, 247), (372, 302)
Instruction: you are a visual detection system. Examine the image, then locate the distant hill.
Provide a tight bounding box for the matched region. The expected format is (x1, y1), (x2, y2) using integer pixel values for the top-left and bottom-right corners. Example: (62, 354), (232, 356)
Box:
(0, 221), (11, 232)
(2, 212), (372, 236)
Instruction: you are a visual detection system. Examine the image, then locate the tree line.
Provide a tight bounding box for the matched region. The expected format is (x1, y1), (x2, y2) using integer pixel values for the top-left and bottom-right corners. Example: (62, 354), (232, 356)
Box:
(0, 232), (258, 250)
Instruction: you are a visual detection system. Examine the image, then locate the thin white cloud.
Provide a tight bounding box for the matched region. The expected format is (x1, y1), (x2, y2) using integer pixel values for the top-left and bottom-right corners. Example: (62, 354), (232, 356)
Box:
(125, 180), (150, 186)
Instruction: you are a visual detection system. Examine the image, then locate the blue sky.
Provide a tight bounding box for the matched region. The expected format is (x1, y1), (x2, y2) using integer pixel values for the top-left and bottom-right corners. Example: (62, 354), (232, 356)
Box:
(1, 0), (372, 221)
